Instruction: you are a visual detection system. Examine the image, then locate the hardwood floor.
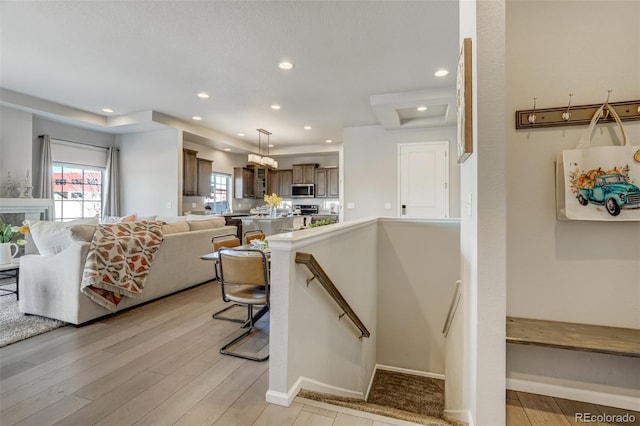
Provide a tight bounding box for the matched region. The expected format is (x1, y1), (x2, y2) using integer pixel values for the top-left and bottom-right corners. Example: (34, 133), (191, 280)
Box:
(2, 282), (637, 426)
(507, 390), (640, 426)
(0, 282), (402, 426)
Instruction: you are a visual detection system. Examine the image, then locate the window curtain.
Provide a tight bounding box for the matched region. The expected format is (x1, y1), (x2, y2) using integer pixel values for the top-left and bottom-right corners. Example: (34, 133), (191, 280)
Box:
(102, 147), (120, 217)
(37, 134), (54, 220)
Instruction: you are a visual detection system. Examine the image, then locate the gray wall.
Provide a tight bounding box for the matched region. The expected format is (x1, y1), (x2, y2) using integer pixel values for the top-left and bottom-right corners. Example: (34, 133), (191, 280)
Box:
(505, 0), (640, 407)
(117, 128), (181, 217)
(342, 125), (460, 221)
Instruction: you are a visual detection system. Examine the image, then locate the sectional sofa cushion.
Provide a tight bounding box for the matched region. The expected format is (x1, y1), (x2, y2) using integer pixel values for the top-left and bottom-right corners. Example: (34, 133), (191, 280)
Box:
(187, 217), (226, 231)
(28, 217), (99, 256)
(162, 221), (190, 234)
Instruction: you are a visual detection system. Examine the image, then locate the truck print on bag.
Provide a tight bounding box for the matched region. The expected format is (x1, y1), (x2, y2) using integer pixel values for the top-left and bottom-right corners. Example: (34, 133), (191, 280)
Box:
(569, 165), (640, 216)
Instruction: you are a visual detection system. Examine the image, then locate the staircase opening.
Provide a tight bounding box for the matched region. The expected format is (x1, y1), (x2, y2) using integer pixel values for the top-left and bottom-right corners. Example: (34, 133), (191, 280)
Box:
(298, 369), (466, 425)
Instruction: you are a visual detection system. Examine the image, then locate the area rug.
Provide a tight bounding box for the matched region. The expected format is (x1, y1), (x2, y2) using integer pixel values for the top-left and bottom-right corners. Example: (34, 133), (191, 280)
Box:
(298, 369), (466, 426)
(0, 284), (64, 348)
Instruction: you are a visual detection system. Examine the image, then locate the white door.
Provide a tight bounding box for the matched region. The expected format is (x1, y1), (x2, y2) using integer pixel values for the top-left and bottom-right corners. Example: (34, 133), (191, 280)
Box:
(398, 141), (449, 218)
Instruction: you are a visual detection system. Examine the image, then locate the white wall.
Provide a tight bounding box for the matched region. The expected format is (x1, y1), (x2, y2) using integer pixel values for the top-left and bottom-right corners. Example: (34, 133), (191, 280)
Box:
(376, 219), (460, 375)
(0, 107), (33, 194)
(505, 0), (640, 410)
(116, 128), (181, 217)
(342, 125), (460, 220)
(446, 1), (508, 425)
(267, 219), (378, 405)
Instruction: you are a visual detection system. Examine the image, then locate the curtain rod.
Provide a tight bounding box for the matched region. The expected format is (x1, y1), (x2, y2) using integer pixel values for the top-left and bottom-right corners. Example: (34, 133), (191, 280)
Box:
(38, 134), (118, 151)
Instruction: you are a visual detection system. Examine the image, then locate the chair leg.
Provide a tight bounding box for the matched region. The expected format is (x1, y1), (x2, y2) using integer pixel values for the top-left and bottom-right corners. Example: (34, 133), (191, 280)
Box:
(219, 304), (269, 362)
(212, 303), (246, 323)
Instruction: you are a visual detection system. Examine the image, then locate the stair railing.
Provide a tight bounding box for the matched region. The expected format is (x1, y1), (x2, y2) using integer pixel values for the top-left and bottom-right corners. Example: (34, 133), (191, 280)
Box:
(442, 280), (462, 337)
(295, 252), (370, 339)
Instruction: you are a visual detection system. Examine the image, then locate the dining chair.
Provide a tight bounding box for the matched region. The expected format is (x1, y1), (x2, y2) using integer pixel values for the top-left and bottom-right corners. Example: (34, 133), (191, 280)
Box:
(210, 234), (243, 323)
(243, 229), (266, 245)
(218, 248), (270, 362)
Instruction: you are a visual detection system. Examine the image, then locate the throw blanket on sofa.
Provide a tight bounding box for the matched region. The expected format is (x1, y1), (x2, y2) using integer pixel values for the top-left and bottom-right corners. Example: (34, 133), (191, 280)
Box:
(81, 221), (164, 311)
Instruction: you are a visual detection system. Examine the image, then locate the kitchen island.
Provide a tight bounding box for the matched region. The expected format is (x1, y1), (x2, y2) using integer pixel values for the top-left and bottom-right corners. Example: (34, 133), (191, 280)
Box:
(241, 215), (309, 237)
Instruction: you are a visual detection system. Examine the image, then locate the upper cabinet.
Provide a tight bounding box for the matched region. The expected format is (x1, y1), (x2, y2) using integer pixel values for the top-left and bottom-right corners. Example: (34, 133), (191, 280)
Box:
(183, 148), (213, 196)
(268, 169), (293, 197)
(197, 158), (213, 197)
(315, 167), (339, 198)
(292, 163), (318, 184)
(183, 149), (198, 196)
(234, 167), (255, 199)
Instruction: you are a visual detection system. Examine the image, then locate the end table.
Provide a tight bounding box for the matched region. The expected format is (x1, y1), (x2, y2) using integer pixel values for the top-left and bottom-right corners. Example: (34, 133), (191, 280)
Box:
(0, 262), (20, 300)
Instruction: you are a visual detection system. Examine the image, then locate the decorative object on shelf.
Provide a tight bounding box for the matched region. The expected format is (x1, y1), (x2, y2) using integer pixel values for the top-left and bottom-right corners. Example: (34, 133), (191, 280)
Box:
(264, 192), (282, 218)
(556, 103), (640, 221)
(515, 96), (640, 129)
(4, 172), (17, 198)
(456, 37), (473, 163)
(18, 169), (33, 199)
(527, 97), (537, 124)
(0, 220), (28, 265)
(248, 128), (278, 169)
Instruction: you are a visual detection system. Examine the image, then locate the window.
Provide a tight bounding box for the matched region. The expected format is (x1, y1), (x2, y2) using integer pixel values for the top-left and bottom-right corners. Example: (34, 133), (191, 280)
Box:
(53, 164), (103, 221)
(206, 173), (230, 214)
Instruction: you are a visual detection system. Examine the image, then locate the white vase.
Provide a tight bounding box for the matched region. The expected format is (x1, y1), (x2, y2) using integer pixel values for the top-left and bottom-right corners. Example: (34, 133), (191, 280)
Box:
(0, 242), (19, 265)
(269, 206), (277, 218)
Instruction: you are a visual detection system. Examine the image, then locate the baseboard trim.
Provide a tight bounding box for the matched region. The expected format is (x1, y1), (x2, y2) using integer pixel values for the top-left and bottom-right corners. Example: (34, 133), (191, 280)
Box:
(266, 376), (364, 407)
(506, 378), (640, 412)
(443, 409), (473, 426)
(375, 364), (446, 381)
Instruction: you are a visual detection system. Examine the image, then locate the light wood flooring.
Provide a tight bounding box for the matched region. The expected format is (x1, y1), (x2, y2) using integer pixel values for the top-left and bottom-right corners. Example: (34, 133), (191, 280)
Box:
(507, 390), (640, 426)
(1, 282), (638, 426)
(0, 282), (409, 426)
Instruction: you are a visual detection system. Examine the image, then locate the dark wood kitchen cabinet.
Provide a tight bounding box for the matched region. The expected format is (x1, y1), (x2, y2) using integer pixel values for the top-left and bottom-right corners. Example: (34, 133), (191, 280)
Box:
(183, 149), (198, 196)
(234, 167), (255, 198)
(315, 167), (339, 198)
(268, 169), (293, 197)
(292, 164), (317, 184)
(197, 158), (213, 196)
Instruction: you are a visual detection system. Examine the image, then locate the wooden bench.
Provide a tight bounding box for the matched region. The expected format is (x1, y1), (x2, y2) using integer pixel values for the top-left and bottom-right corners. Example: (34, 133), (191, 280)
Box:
(506, 317), (640, 358)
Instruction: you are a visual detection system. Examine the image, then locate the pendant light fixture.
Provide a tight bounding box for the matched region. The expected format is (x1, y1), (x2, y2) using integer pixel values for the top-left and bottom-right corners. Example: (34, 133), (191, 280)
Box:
(248, 128), (278, 169)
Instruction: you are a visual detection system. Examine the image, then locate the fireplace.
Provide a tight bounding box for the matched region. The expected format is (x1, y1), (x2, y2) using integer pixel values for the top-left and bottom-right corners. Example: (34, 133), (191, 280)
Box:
(0, 198), (54, 223)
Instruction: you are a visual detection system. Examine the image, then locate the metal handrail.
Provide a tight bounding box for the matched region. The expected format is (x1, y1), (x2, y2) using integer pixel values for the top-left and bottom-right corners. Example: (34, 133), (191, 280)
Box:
(295, 252), (370, 339)
(442, 280), (462, 337)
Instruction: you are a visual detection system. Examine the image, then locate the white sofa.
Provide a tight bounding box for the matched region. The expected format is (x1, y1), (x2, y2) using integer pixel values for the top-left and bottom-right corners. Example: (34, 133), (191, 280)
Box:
(19, 216), (236, 325)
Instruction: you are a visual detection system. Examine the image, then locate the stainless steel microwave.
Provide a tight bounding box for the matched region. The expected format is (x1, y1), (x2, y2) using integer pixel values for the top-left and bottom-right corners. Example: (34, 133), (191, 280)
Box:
(291, 184), (315, 198)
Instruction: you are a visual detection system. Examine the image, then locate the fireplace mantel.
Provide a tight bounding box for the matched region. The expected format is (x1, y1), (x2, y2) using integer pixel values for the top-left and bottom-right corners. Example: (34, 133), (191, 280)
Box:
(0, 198), (54, 220)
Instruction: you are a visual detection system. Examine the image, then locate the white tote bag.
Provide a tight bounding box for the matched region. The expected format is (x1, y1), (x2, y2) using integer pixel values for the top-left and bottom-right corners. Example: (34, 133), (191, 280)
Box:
(556, 103), (640, 221)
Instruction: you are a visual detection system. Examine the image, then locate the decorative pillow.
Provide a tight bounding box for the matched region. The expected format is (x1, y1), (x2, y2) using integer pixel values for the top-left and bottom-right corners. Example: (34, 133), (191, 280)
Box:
(187, 219), (223, 231)
(28, 217), (100, 255)
(102, 213), (138, 223)
(162, 221), (190, 235)
(137, 215), (157, 222)
(67, 225), (97, 242)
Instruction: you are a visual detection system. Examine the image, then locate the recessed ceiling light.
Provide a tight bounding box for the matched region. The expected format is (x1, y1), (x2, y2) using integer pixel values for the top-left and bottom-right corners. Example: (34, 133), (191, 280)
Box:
(278, 61), (294, 70)
(303, 125), (312, 130)
(237, 133), (245, 137)
(268, 144), (274, 148)
(224, 148), (231, 152)
(325, 139), (333, 143)
(192, 116), (202, 121)
(197, 92), (210, 99)
(270, 104), (281, 110)
(417, 106), (428, 112)
(434, 69), (449, 77)
(102, 108), (114, 113)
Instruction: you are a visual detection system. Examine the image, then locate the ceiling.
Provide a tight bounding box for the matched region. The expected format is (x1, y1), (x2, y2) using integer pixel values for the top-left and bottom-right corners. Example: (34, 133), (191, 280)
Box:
(0, 1), (459, 155)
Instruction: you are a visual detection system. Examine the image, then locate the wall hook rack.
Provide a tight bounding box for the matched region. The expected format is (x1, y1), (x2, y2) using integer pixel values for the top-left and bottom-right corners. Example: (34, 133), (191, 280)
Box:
(515, 99), (640, 129)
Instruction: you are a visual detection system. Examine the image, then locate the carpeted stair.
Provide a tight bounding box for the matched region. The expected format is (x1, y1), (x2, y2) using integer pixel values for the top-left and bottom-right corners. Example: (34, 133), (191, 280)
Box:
(298, 369), (467, 425)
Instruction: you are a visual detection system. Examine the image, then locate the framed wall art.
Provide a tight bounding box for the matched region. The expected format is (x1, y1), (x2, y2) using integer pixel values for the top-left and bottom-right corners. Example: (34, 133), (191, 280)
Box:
(457, 37), (473, 163)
